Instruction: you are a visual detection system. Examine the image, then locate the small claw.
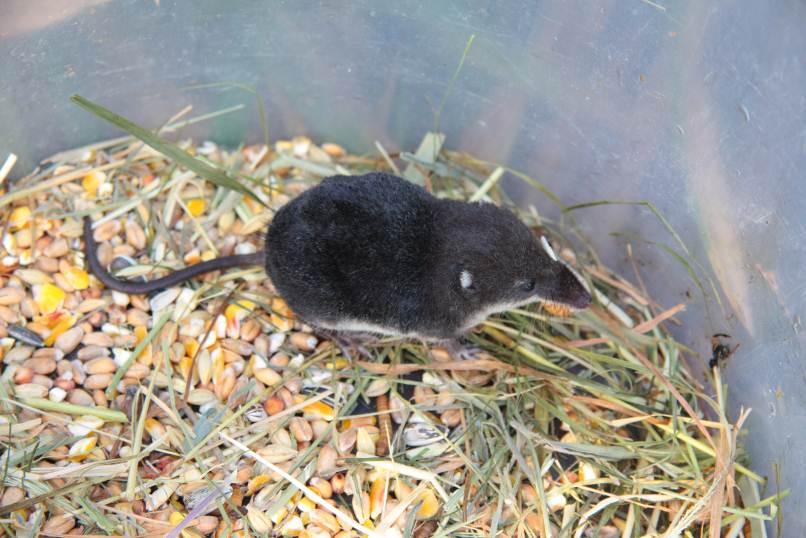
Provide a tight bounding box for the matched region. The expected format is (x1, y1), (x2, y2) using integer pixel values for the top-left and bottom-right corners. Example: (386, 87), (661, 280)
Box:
(445, 340), (483, 361)
(330, 334), (373, 360)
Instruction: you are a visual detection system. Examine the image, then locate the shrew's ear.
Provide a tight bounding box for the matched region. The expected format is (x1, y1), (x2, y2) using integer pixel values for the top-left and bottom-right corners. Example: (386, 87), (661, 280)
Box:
(459, 269), (476, 292)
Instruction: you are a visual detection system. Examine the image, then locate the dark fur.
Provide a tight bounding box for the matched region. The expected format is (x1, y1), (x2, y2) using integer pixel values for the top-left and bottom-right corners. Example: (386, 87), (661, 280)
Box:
(85, 172), (591, 338)
(265, 172), (591, 339)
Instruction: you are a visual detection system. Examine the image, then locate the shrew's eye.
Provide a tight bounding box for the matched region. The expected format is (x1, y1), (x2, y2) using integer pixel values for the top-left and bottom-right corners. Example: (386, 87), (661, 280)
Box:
(521, 279), (536, 292)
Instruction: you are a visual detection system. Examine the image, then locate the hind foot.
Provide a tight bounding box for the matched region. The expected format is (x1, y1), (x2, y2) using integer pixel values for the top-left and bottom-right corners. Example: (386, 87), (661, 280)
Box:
(313, 328), (374, 360)
(445, 339), (483, 361)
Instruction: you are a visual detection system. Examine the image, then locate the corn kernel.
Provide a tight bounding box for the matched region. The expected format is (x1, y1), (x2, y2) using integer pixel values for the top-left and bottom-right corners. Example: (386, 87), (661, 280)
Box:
(303, 401), (336, 422)
(63, 266), (90, 290)
(186, 198), (206, 217)
(225, 300), (256, 322)
(297, 497), (316, 513)
(34, 283), (66, 314)
(248, 474), (272, 495)
(271, 297), (295, 331)
(324, 358), (350, 370)
(144, 417), (167, 440)
(82, 170), (107, 196)
(179, 355), (194, 380)
(8, 207), (31, 230)
(415, 489), (440, 519)
(134, 325), (148, 345)
(543, 301), (573, 317)
(44, 314), (76, 346)
(184, 339), (200, 359)
(68, 436), (98, 461)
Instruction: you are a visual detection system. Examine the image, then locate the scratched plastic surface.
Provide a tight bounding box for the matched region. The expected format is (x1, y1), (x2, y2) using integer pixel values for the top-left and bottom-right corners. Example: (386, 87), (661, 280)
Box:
(2, 1), (805, 533)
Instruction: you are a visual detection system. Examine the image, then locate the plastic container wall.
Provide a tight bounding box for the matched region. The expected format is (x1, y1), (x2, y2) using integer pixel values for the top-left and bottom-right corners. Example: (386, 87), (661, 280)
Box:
(2, 1), (804, 533)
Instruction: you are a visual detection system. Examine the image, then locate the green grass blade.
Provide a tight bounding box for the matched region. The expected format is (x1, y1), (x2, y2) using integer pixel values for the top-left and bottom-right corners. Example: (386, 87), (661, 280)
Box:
(70, 94), (264, 205)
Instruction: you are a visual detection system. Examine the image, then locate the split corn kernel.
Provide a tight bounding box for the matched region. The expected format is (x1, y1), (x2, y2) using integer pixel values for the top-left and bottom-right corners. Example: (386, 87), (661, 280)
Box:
(8, 207), (31, 230)
(369, 476), (386, 518)
(543, 301), (573, 317)
(144, 417), (167, 440)
(186, 198), (206, 217)
(225, 300), (256, 322)
(303, 401), (336, 421)
(324, 357), (350, 370)
(68, 436), (98, 462)
(63, 266), (90, 290)
(43, 314), (76, 346)
(248, 474), (272, 495)
(82, 170), (106, 196)
(134, 325), (148, 345)
(34, 283), (66, 314)
(179, 355), (194, 380)
(169, 511), (205, 538)
(415, 489), (440, 519)
(184, 339), (200, 359)
(297, 497), (316, 513)
(271, 297), (295, 331)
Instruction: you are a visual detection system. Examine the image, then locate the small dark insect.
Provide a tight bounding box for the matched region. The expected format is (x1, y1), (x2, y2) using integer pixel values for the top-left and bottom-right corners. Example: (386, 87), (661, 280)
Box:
(709, 333), (740, 369)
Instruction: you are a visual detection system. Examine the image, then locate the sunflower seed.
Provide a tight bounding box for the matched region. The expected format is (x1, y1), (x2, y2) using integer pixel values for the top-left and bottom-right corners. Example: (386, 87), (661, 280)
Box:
(7, 325), (44, 347)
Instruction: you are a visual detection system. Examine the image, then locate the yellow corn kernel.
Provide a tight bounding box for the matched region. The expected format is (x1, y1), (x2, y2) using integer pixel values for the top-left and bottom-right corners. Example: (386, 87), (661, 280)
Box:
(303, 401), (336, 422)
(271, 297), (295, 331)
(415, 489), (440, 519)
(179, 355), (194, 380)
(184, 339), (200, 359)
(169, 510), (204, 538)
(133, 325), (148, 345)
(186, 198), (206, 217)
(44, 314), (76, 346)
(297, 497), (316, 513)
(34, 283), (66, 314)
(369, 476), (387, 519)
(169, 511), (186, 525)
(248, 474), (272, 495)
(63, 266), (90, 290)
(144, 417), (167, 440)
(324, 357), (350, 370)
(82, 170), (106, 197)
(8, 207), (31, 230)
(225, 300), (256, 322)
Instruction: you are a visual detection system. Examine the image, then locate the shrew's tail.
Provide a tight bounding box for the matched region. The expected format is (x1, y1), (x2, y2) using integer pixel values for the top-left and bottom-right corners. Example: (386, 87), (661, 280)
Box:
(83, 216), (264, 294)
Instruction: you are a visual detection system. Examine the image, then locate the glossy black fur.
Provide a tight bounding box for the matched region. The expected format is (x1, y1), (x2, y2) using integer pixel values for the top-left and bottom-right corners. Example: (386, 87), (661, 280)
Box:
(266, 172), (591, 339)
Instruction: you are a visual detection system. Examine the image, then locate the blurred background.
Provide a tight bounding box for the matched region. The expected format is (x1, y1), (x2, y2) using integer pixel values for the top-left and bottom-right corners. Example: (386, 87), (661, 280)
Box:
(2, 1), (805, 533)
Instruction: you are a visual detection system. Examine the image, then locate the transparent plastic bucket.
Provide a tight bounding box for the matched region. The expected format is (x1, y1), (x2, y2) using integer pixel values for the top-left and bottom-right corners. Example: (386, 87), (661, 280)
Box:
(2, 1), (804, 533)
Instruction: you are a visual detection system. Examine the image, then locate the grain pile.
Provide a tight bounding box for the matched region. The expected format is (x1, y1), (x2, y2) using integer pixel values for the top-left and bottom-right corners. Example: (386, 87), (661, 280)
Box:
(0, 124), (783, 537)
